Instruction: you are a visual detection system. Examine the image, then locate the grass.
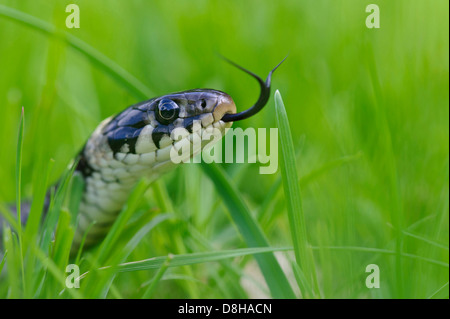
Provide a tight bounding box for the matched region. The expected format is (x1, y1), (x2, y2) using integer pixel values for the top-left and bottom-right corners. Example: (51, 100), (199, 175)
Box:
(0, 0), (448, 299)
(275, 90), (319, 298)
(200, 162), (295, 298)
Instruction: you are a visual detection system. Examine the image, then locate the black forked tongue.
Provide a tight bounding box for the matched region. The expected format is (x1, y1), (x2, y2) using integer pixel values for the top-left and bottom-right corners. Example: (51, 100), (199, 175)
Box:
(221, 55), (287, 122)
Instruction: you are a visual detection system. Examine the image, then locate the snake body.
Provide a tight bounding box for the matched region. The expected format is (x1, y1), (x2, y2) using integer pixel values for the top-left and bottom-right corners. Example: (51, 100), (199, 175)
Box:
(0, 57), (285, 254)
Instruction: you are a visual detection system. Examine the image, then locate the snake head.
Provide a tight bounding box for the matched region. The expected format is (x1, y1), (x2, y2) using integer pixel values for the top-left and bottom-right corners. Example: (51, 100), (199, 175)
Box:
(148, 89), (237, 135)
(80, 57), (286, 181)
(100, 89), (236, 156)
(98, 55), (287, 161)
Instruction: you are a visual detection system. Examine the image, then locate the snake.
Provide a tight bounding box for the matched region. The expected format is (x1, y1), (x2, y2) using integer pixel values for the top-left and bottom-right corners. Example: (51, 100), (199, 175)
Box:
(0, 57), (285, 255)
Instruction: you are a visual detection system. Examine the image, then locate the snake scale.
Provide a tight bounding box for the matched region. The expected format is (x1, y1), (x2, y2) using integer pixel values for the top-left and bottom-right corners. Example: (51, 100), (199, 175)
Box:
(0, 57), (285, 255)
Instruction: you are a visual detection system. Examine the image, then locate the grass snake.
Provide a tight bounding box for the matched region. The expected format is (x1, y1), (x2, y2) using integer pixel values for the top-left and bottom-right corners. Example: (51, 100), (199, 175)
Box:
(0, 57), (285, 255)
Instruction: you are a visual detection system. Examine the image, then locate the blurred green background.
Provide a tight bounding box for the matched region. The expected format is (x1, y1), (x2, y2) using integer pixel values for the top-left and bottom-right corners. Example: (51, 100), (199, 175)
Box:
(0, 0), (448, 298)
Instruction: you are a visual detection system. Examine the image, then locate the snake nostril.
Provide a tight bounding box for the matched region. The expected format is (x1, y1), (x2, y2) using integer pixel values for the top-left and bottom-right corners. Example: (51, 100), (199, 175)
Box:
(201, 100), (207, 109)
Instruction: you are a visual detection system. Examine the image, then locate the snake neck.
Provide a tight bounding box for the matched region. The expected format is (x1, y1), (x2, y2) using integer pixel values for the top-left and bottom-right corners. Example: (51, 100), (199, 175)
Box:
(71, 111), (232, 254)
(71, 117), (176, 253)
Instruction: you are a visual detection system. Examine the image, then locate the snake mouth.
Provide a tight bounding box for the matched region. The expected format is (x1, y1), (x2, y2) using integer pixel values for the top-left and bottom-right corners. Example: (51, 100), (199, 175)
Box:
(212, 93), (237, 124)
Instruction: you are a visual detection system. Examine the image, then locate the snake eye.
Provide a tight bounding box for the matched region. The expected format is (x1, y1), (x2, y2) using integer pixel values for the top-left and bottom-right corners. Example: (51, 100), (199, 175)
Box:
(156, 99), (179, 124)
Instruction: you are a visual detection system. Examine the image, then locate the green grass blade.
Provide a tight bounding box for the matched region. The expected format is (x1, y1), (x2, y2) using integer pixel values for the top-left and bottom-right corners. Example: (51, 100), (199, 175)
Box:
(30, 245), (82, 299)
(22, 158), (55, 297)
(187, 224), (250, 298)
(402, 231), (449, 251)
(141, 255), (173, 299)
(15, 106), (24, 236)
(290, 260), (313, 298)
(40, 160), (79, 252)
(94, 213), (172, 298)
(52, 209), (74, 268)
(0, 250), (7, 277)
(67, 174), (85, 227)
(311, 246), (449, 268)
(24, 158), (54, 245)
(3, 228), (20, 297)
(0, 4), (152, 100)
(80, 247), (292, 278)
(47, 208), (74, 294)
(118, 247), (292, 271)
(151, 179), (203, 298)
(427, 282), (449, 299)
(118, 213), (172, 263)
(275, 90), (318, 298)
(0, 205), (19, 232)
(201, 162), (296, 298)
(73, 222), (96, 266)
(15, 106), (26, 294)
